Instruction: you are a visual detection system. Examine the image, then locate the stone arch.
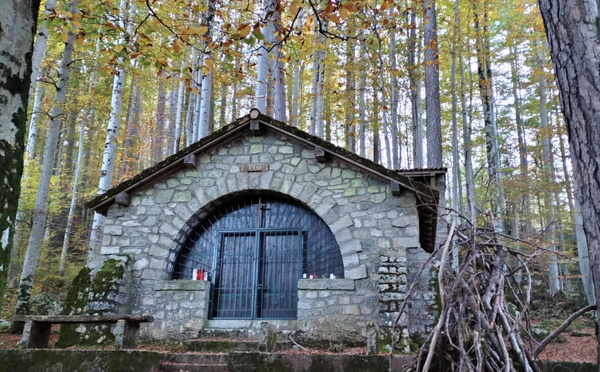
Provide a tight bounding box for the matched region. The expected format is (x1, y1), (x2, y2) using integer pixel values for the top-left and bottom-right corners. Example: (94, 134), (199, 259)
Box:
(163, 186), (364, 280)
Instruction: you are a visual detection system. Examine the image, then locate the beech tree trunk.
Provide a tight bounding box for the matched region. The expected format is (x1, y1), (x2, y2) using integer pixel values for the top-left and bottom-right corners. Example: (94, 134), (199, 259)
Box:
(14, 22), (76, 321)
(537, 0), (600, 364)
(408, 8), (423, 168)
(423, 0), (442, 168)
(26, 84), (45, 159)
(0, 0), (38, 309)
(89, 0), (130, 265)
(358, 52), (367, 158)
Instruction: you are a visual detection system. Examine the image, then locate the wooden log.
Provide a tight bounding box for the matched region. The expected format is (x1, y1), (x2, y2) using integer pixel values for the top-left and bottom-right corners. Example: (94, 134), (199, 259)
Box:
(13, 315), (154, 324)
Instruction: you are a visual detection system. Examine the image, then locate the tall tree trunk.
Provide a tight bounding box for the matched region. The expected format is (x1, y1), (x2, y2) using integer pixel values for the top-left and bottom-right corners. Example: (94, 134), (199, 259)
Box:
(473, 0), (505, 231)
(265, 0), (286, 121)
(345, 38), (356, 152)
(13, 22), (75, 323)
(451, 0), (460, 268)
(154, 74), (166, 162)
(174, 62), (185, 153)
(358, 51), (367, 158)
(28, 0), (57, 101)
(408, 7), (423, 168)
(291, 11), (303, 128)
(423, 0), (442, 168)
(538, 1), (600, 362)
(166, 83), (177, 155)
(184, 90), (195, 146)
(461, 55), (476, 225)
(89, 0), (131, 265)
(315, 20), (327, 139)
(60, 116), (85, 275)
(309, 22), (319, 136)
(198, 0), (215, 139)
(537, 50), (561, 295)
(373, 92), (381, 164)
(231, 55), (239, 122)
(0, 0), (38, 309)
(389, 19), (400, 169)
(26, 83), (45, 159)
(510, 44), (532, 234)
(61, 22), (104, 275)
(219, 73), (227, 125)
(119, 73), (139, 177)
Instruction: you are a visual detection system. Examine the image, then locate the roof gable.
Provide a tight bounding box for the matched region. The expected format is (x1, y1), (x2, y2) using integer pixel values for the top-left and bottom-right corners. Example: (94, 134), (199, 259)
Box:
(85, 112), (443, 252)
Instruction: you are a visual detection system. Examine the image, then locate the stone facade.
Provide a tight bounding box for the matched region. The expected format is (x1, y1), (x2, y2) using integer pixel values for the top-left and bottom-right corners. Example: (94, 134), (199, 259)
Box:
(92, 129), (436, 343)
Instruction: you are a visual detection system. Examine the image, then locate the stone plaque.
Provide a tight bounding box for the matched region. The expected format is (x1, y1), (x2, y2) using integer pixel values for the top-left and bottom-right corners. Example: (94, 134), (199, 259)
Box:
(240, 163), (268, 172)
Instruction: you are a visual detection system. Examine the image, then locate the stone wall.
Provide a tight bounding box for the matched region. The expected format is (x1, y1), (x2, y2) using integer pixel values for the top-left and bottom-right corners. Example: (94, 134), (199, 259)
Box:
(94, 131), (428, 342)
(297, 279), (376, 343)
(144, 280), (210, 340)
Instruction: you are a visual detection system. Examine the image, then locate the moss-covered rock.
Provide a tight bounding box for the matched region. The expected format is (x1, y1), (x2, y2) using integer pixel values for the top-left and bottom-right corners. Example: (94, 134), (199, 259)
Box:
(55, 267), (91, 348)
(83, 257), (129, 347)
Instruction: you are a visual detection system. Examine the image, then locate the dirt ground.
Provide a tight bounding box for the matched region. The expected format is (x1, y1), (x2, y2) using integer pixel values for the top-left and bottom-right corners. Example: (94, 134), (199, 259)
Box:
(0, 324), (596, 363)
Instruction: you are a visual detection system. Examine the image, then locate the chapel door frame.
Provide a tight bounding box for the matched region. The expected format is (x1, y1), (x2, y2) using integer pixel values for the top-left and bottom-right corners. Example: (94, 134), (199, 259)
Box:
(211, 228), (302, 320)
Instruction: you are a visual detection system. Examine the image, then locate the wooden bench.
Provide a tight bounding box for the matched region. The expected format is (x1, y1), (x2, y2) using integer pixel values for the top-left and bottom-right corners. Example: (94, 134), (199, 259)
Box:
(13, 315), (154, 349)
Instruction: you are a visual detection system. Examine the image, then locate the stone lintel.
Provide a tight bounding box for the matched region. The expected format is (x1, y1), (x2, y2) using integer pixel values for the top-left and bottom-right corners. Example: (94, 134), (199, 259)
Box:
(314, 146), (327, 162)
(114, 192), (130, 206)
(298, 279), (355, 290)
(183, 153), (197, 169)
(154, 280), (210, 291)
(390, 181), (401, 196)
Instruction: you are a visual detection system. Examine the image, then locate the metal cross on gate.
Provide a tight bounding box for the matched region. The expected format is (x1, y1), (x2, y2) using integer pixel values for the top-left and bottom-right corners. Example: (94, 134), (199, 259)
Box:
(252, 198), (270, 228)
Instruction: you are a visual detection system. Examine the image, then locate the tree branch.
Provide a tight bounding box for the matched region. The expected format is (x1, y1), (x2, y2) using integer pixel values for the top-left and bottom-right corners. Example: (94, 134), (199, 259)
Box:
(533, 304), (597, 358)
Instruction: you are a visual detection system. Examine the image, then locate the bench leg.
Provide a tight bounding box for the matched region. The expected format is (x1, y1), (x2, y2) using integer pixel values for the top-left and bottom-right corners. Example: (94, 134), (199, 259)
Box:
(114, 319), (140, 349)
(21, 320), (51, 348)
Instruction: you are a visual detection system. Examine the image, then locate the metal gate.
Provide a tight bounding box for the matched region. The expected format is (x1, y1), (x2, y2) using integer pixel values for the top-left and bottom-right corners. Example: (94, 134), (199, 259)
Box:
(212, 229), (301, 319)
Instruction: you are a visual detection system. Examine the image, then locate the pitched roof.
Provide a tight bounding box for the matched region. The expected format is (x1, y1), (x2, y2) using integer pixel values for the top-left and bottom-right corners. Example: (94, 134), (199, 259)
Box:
(86, 111), (444, 252)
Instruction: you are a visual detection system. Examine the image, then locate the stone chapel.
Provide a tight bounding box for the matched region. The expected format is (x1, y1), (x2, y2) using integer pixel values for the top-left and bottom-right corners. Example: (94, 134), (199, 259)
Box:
(85, 109), (446, 346)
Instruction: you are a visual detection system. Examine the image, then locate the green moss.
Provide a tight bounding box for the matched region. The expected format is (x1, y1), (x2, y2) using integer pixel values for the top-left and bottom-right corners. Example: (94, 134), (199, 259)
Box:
(55, 267), (91, 348)
(0, 349), (164, 372)
(0, 75), (28, 310)
(83, 258), (128, 346)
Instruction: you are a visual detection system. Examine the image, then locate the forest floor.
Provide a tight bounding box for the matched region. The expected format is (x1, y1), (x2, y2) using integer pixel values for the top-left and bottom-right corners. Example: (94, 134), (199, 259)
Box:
(0, 319), (596, 363)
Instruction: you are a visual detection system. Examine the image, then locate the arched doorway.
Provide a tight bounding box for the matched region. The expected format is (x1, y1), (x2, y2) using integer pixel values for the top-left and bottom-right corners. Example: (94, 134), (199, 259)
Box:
(172, 191), (343, 319)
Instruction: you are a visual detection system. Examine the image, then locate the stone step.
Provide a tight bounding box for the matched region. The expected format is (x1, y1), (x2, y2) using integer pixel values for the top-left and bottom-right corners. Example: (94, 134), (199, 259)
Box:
(163, 352), (227, 365)
(185, 339), (292, 353)
(159, 362), (227, 372)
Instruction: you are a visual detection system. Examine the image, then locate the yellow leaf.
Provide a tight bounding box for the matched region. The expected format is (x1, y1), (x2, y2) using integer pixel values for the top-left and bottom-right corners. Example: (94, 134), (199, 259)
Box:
(76, 34), (84, 45)
(71, 20), (81, 28)
(202, 66), (209, 75)
(380, 2), (389, 11)
(198, 26), (208, 34)
(339, 7), (348, 20)
(237, 24), (251, 38)
(158, 58), (168, 67)
(173, 42), (180, 53)
(114, 44), (124, 53)
(65, 11), (73, 19)
(205, 58), (214, 70)
(290, 3), (299, 16)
